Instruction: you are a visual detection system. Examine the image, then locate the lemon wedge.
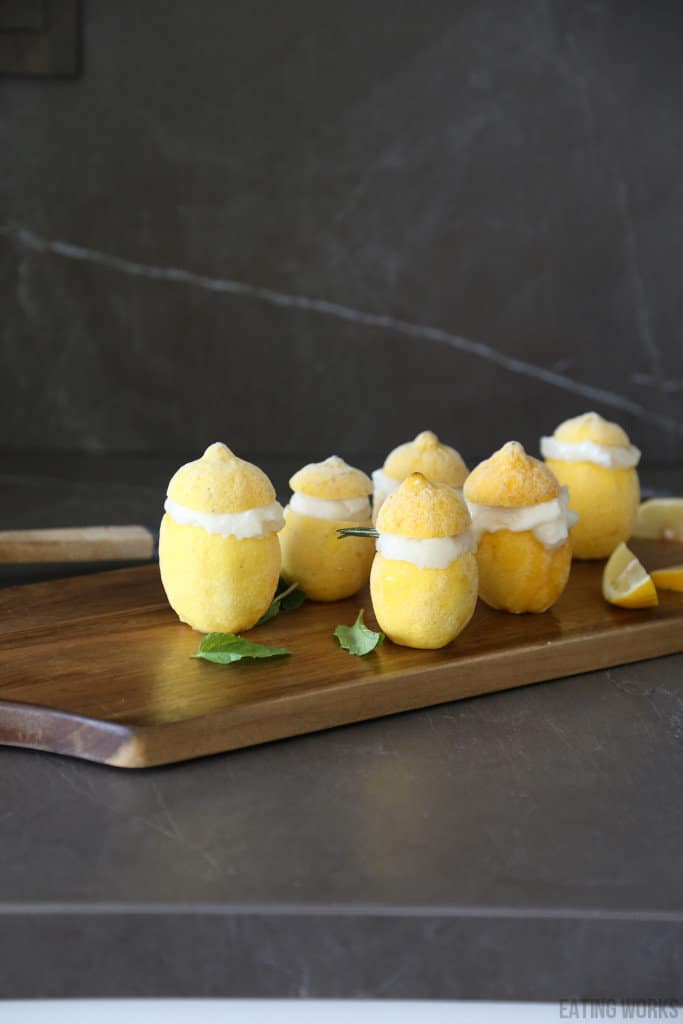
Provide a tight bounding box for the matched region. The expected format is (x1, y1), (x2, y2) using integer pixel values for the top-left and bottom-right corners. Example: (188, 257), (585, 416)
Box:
(651, 566), (683, 593)
(632, 498), (683, 543)
(602, 542), (658, 608)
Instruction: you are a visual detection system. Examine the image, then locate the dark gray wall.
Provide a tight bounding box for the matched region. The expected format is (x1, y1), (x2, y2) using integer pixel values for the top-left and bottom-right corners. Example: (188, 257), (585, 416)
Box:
(1, 0), (682, 466)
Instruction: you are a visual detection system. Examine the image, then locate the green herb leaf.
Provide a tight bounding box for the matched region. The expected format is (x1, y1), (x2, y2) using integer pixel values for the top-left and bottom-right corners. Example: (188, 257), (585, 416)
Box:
(279, 584), (307, 612)
(257, 577), (307, 625)
(337, 527), (379, 540)
(333, 609), (384, 657)
(193, 632), (291, 664)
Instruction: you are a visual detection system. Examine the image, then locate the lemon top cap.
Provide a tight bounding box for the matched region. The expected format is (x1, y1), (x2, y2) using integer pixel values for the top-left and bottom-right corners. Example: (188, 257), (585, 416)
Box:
(166, 442), (276, 514)
(553, 411), (631, 447)
(383, 430), (468, 487)
(464, 441), (560, 508)
(377, 472), (471, 539)
(289, 455), (372, 500)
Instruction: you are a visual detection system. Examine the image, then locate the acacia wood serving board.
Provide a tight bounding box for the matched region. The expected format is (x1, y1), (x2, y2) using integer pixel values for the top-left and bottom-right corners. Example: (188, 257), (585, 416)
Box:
(0, 540), (682, 769)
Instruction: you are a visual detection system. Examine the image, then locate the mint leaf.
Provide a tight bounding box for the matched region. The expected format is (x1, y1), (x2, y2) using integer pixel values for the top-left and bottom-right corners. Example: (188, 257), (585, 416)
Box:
(333, 609), (384, 657)
(257, 577), (307, 625)
(337, 527), (379, 540)
(193, 632), (291, 664)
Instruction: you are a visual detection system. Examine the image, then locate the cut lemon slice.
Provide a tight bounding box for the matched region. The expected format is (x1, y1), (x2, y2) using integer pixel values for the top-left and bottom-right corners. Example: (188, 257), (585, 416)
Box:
(602, 542), (658, 608)
(651, 566), (683, 592)
(632, 498), (683, 542)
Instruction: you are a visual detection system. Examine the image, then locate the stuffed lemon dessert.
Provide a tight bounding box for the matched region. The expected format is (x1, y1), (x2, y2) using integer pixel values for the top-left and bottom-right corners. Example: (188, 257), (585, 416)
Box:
(280, 456), (374, 601)
(370, 472), (478, 649)
(540, 411), (640, 559)
(464, 441), (575, 614)
(159, 442), (283, 633)
(372, 430), (468, 519)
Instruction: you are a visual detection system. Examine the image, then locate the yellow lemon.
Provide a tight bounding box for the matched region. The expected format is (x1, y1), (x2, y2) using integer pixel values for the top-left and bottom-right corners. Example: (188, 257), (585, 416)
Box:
(541, 411), (641, 559)
(632, 498), (683, 543)
(370, 473), (478, 649)
(280, 456), (374, 601)
(372, 430), (468, 520)
(650, 566), (683, 592)
(159, 443), (282, 633)
(602, 542), (658, 608)
(473, 530), (572, 615)
(464, 441), (573, 613)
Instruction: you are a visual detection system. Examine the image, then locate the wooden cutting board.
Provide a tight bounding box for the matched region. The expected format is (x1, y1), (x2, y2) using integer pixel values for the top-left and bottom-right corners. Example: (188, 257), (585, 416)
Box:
(1, 539), (682, 769)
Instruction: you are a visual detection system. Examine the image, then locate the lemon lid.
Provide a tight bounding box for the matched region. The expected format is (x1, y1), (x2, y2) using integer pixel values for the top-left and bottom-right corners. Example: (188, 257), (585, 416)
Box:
(377, 472), (471, 539)
(289, 455), (372, 500)
(383, 430), (468, 487)
(166, 442), (276, 514)
(463, 441), (560, 508)
(553, 411), (631, 447)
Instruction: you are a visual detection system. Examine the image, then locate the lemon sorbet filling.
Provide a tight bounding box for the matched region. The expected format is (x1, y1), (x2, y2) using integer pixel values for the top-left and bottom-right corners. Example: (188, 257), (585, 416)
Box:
(541, 411), (641, 560)
(159, 442), (282, 634)
(288, 492), (371, 522)
(376, 530), (476, 569)
(370, 473), (478, 650)
(280, 455), (374, 602)
(163, 496), (284, 537)
(540, 436), (640, 469)
(372, 430), (468, 518)
(463, 441), (573, 614)
(466, 486), (577, 550)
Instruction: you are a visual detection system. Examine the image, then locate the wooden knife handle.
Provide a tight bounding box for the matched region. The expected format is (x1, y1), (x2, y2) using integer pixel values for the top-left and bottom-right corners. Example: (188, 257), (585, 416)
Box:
(0, 526), (155, 564)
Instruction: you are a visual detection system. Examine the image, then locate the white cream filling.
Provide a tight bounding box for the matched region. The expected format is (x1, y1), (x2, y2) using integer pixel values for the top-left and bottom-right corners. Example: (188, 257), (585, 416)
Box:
(289, 491), (371, 522)
(164, 496), (284, 538)
(466, 486), (579, 550)
(376, 530), (476, 569)
(540, 436), (640, 469)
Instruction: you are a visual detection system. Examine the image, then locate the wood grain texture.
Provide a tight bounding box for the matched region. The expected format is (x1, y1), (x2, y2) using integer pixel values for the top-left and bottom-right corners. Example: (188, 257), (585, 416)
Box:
(0, 525), (155, 564)
(0, 539), (681, 769)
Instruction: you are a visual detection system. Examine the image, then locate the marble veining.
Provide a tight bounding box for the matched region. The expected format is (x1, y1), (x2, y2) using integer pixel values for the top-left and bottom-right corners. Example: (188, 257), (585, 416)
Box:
(2, 223), (681, 438)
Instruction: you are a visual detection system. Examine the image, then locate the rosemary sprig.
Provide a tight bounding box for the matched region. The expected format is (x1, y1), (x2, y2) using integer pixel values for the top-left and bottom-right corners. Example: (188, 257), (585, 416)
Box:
(337, 526), (379, 540)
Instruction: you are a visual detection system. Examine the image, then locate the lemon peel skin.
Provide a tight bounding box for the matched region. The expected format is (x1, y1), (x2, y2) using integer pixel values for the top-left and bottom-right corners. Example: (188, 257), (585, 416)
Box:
(371, 551), (478, 649)
(651, 567), (683, 592)
(280, 508), (375, 602)
(159, 518), (281, 633)
(545, 460), (640, 560)
(475, 529), (572, 614)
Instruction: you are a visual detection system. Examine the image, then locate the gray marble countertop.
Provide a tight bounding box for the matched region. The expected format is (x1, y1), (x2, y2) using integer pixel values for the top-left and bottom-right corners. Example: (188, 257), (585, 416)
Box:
(0, 456), (681, 1000)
